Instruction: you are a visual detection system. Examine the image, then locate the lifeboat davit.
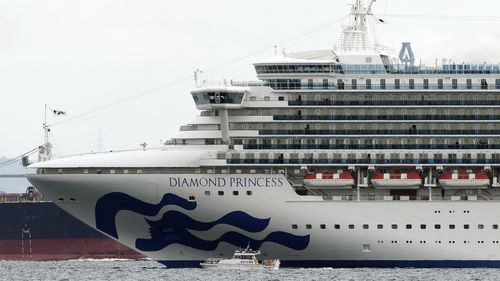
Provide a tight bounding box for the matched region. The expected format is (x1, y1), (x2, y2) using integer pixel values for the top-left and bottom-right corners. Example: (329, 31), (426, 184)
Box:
(439, 172), (490, 189)
(371, 172), (422, 190)
(303, 173), (354, 189)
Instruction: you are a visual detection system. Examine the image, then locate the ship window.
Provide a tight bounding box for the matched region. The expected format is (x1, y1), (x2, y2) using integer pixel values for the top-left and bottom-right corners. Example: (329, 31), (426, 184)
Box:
(391, 224), (398, 229)
(366, 79), (372, 89)
(96, 169), (102, 174)
(110, 169), (115, 174)
(449, 224), (456, 229)
(420, 224), (426, 229)
(204, 191), (211, 196)
(233, 191), (239, 196)
(137, 169), (142, 174)
(363, 224), (369, 229)
(362, 244), (371, 252)
(423, 79), (429, 89)
(264, 96), (271, 101)
(306, 224), (312, 229)
(351, 79), (357, 90)
(278, 96), (285, 101)
(466, 79), (472, 89)
(377, 224), (383, 229)
(57, 197), (64, 201)
(334, 224), (340, 229)
(320, 224), (326, 229)
(380, 79), (386, 89)
(123, 169), (129, 174)
(496, 79), (500, 89)
(437, 79), (443, 89)
(394, 79), (400, 89)
(493, 225), (499, 230)
(292, 224), (298, 229)
(409, 79), (415, 89)
(452, 79), (458, 89)
(58, 169), (63, 174)
(250, 96), (257, 101)
(481, 79), (488, 90)
(464, 224), (470, 229)
(218, 191), (224, 196)
(83, 169), (89, 174)
(435, 224), (441, 229)
(478, 224), (485, 229)
(406, 224), (412, 229)
(349, 224), (355, 229)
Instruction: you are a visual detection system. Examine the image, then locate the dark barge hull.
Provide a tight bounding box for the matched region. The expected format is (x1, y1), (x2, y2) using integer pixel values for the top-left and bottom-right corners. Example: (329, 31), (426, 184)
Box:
(0, 201), (144, 261)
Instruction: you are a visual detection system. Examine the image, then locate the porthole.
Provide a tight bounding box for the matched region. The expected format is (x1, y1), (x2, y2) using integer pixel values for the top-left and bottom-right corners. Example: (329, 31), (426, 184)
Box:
(320, 224), (326, 229)
(292, 224), (298, 229)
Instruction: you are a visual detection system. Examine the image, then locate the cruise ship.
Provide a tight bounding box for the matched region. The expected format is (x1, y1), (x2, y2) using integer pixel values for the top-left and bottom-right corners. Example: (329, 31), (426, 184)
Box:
(26, 0), (500, 268)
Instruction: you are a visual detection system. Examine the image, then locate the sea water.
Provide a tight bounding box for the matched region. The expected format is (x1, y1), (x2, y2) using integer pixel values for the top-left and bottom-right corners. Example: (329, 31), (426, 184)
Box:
(0, 259), (499, 281)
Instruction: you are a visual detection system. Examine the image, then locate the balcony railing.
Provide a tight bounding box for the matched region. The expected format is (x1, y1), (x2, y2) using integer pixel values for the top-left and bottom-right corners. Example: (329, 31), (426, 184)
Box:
(272, 84), (499, 91)
(243, 144), (499, 150)
(274, 115), (500, 121)
(259, 129), (500, 136)
(288, 100), (500, 106)
(227, 159), (500, 165)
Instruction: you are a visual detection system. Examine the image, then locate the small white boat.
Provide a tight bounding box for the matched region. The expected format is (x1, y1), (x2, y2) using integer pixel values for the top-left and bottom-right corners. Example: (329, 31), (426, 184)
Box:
(439, 172), (490, 189)
(371, 172), (422, 190)
(303, 172), (354, 189)
(200, 247), (280, 270)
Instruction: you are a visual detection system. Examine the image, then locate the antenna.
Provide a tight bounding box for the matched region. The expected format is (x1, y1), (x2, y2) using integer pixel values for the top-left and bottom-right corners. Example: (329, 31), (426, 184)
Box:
(335, 0), (379, 53)
(39, 104), (53, 162)
(194, 69), (204, 88)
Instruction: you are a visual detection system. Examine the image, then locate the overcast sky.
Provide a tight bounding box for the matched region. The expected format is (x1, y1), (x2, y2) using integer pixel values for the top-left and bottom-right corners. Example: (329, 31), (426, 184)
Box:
(1, 0), (500, 162)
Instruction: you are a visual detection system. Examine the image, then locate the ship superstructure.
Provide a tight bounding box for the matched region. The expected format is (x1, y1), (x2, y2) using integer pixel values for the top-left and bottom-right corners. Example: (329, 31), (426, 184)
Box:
(27, 0), (500, 268)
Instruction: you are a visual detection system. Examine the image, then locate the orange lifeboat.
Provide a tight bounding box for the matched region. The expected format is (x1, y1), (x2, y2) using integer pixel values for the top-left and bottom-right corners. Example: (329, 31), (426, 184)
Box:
(439, 172), (490, 189)
(371, 172), (422, 190)
(303, 172), (354, 189)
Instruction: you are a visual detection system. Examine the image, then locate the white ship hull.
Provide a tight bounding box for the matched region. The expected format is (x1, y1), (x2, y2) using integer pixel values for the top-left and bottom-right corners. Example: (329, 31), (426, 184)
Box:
(27, 172), (500, 268)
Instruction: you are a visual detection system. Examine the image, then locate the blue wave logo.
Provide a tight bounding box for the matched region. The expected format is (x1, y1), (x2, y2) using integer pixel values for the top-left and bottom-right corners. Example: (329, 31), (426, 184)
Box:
(95, 192), (310, 252)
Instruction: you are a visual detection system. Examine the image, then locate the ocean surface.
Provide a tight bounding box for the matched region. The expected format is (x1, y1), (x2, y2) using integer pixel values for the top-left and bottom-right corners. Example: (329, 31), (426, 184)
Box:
(1, 259), (500, 281)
